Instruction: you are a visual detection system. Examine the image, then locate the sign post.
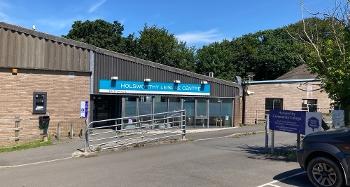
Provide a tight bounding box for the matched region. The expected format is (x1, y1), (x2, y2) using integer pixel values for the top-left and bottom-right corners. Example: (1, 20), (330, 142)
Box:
(80, 101), (89, 152)
(265, 114), (269, 150)
(297, 133), (301, 150)
(269, 110), (322, 153)
(270, 129), (274, 154)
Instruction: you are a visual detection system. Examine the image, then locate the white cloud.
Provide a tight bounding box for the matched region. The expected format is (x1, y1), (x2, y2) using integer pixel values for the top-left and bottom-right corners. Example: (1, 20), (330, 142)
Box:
(176, 29), (223, 44)
(0, 1), (10, 22)
(35, 16), (101, 35)
(0, 11), (9, 21)
(88, 0), (107, 13)
(37, 18), (77, 30)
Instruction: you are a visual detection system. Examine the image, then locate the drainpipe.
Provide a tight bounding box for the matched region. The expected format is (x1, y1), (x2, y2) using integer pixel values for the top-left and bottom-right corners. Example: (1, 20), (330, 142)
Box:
(234, 76), (245, 126)
(241, 83), (247, 125)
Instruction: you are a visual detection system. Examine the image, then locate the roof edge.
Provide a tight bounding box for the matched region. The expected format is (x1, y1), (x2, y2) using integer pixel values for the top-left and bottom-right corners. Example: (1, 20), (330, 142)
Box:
(95, 48), (239, 87)
(247, 78), (320, 85)
(0, 22), (239, 88)
(0, 22), (95, 51)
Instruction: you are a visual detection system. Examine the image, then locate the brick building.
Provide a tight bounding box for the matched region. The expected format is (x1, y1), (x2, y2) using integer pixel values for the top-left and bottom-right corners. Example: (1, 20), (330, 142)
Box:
(0, 22), (241, 145)
(243, 64), (332, 125)
(0, 23), (91, 145)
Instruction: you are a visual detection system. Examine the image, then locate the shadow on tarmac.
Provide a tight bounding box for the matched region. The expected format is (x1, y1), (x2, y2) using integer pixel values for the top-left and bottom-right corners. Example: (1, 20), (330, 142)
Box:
(273, 168), (313, 187)
(238, 144), (298, 162)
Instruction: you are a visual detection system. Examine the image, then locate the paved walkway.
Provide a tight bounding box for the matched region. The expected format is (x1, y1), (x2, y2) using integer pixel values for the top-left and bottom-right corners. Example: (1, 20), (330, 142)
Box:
(0, 125), (265, 166)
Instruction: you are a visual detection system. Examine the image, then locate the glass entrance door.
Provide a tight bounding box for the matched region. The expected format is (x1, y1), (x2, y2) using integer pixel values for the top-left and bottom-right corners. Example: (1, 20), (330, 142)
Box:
(195, 99), (208, 128)
(183, 98), (195, 126)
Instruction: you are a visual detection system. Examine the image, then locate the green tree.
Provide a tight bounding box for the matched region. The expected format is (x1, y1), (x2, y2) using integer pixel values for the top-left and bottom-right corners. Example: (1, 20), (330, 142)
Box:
(288, 1), (350, 123)
(119, 33), (138, 56)
(197, 40), (237, 80)
(64, 19), (125, 52)
(137, 25), (196, 71)
(196, 27), (308, 81)
(290, 6), (350, 106)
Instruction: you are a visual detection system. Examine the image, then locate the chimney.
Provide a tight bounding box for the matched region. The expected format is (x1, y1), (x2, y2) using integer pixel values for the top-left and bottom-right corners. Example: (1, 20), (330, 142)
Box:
(208, 72), (214, 78)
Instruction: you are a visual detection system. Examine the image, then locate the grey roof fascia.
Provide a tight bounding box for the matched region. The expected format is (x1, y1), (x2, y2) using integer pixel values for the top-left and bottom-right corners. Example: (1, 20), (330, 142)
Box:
(0, 22), (239, 88)
(247, 78), (320, 85)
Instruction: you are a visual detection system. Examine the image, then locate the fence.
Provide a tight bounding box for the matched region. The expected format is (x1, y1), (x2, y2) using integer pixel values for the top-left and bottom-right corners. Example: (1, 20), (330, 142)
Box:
(85, 110), (186, 152)
(0, 117), (86, 146)
(0, 117), (42, 145)
(52, 120), (86, 140)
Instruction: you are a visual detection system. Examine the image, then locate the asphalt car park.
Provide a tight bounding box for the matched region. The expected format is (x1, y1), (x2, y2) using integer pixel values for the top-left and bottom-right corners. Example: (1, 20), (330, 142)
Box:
(257, 170), (313, 187)
(0, 130), (317, 187)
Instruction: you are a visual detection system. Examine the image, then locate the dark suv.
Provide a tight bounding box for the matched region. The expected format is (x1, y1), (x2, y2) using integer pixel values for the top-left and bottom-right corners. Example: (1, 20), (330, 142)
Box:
(297, 128), (350, 187)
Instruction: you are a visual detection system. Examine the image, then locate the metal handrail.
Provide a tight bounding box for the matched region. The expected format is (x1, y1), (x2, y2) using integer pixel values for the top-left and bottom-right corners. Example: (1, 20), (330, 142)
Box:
(85, 110), (186, 151)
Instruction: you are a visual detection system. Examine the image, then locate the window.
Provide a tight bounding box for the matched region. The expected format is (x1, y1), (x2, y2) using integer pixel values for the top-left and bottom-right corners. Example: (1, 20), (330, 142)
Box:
(139, 96), (153, 115)
(302, 99), (317, 112)
(33, 92), (47, 114)
(154, 96), (168, 113)
(265, 98), (283, 113)
(168, 97), (181, 112)
(125, 96), (138, 116)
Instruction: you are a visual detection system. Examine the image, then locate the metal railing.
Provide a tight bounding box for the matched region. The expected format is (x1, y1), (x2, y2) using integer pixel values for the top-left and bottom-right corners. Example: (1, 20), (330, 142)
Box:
(85, 110), (186, 152)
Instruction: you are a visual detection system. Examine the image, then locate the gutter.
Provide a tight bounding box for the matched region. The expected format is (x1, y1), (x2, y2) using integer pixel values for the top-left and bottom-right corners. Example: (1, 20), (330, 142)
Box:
(247, 78), (319, 85)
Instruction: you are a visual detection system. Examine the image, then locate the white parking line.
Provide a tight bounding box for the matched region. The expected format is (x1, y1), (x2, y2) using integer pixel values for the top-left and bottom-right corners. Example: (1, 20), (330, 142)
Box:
(256, 171), (306, 187)
(193, 135), (232, 142)
(0, 157), (73, 169)
(193, 131), (265, 142)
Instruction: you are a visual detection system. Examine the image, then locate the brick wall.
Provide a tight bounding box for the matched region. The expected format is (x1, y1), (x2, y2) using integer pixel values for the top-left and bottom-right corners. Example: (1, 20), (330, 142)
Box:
(244, 81), (332, 125)
(0, 69), (90, 145)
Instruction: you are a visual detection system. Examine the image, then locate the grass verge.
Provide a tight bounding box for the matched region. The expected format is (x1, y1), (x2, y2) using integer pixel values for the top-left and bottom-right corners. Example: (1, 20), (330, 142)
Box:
(0, 138), (52, 153)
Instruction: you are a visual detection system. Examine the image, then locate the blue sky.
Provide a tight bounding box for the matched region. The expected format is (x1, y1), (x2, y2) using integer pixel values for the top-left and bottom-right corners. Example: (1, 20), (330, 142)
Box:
(0, 0), (336, 47)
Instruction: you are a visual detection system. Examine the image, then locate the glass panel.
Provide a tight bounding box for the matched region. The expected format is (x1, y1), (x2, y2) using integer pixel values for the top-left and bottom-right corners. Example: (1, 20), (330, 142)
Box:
(221, 99), (233, 127)
(302, 99), (318, 112)
(125, 96), (137, 117)
(196, 99), (208, 127)
(154, 96), (168, 113)
(196, 99), (207, 117)
(139, 96), (153, 115)
(169, 97), (181, 112)
(183, 98), (195, 126)
(209, 99), (222, 127)
(209, 99), (233, 127)
(265, 98), (283, 114)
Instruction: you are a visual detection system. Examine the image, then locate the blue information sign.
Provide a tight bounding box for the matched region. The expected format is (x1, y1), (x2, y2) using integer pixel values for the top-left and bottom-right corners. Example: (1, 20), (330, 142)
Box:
(80, 101), (88, 118)
(307, 117), (320, 131)
(269, 110), (306, 134)
(99, 80), (210, 96)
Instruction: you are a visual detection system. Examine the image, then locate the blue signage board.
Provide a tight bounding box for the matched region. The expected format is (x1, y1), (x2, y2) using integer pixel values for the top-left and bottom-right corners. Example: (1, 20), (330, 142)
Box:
(80, 101), (88, 118)
(269, 110), (306, 134)
(99, 80), (210, 96)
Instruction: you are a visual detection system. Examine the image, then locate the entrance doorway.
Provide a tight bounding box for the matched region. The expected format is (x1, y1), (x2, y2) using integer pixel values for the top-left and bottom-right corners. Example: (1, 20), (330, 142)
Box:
(92, 95), (122, 121)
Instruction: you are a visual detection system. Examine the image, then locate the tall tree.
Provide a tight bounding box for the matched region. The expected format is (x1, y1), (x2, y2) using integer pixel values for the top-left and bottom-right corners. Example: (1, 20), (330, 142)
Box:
(64, 19), (125, 52)
(137, 25), (196, 71)
(196, 26), (308, 81)
(197, 40), (237, 80)
(289, 0), (350, 116)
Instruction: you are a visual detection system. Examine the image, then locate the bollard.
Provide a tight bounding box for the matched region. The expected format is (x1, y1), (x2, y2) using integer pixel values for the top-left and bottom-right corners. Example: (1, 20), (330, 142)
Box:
(70, 123), (74, 139)
(270, 130), (275, 154)
(297, 133), (301, 150)
(14, 116), (20, 142)
(181, 112), (186, 140)
(56, 123), (61, 141)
